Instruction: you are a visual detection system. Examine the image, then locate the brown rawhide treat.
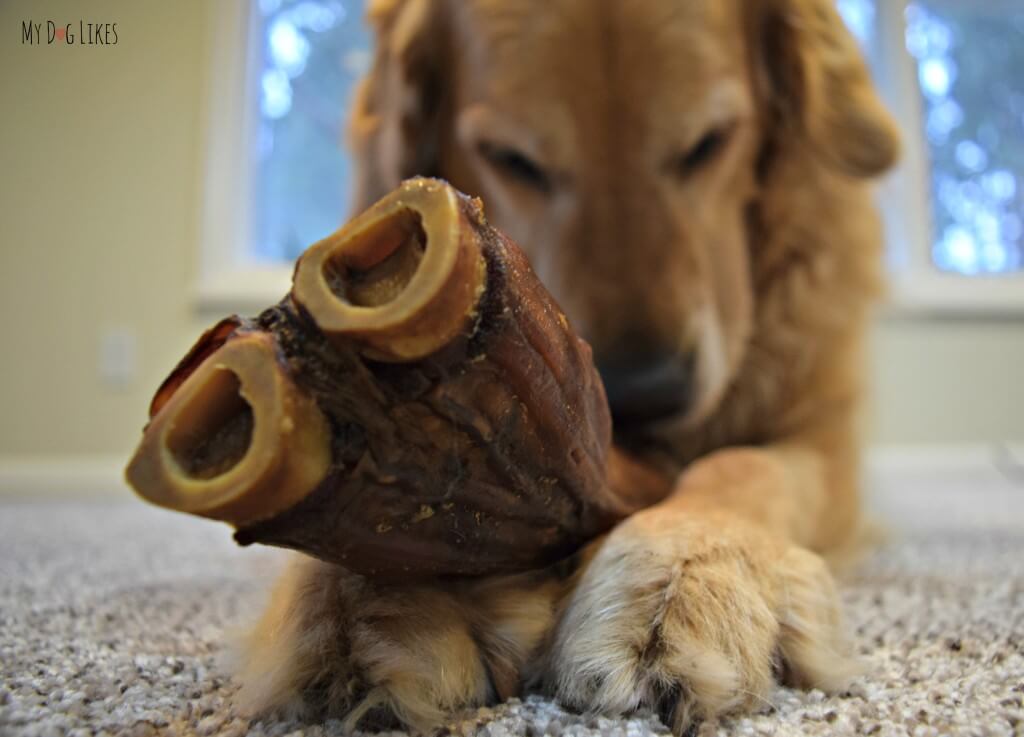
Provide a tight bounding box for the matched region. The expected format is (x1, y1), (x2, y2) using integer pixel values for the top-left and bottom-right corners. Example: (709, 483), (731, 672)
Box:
(126, 178), (670, 578)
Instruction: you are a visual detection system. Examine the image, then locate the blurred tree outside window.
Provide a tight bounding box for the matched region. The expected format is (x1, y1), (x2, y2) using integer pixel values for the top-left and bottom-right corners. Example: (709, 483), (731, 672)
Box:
(252, 0), (369, 263)
(842, 0), (1024, 276)
(904, 2), (1024, 274)
(249, 0), (1024, 278)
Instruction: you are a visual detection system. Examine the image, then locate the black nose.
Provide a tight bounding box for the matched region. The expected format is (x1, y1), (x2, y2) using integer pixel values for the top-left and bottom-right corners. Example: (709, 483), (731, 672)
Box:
(596, 349), (692, 426)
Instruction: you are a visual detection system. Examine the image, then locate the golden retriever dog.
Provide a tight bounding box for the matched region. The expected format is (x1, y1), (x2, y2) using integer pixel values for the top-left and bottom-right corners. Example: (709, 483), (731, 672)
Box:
(234, 0), (899, 732)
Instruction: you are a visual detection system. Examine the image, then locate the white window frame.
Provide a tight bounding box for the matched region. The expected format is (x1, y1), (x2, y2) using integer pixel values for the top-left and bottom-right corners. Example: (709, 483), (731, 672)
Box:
(874, 0), (1024, 315)
(195, 0), (1024, 316)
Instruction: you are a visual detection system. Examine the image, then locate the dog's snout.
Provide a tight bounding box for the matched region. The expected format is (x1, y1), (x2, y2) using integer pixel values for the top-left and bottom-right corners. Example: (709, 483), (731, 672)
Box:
(597, 349), (692, 427)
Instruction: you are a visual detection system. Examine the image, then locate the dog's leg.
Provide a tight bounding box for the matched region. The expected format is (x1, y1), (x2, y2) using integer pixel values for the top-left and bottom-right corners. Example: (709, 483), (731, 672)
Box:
(547, 440), (861, 733)
(232, 554), (563, 732)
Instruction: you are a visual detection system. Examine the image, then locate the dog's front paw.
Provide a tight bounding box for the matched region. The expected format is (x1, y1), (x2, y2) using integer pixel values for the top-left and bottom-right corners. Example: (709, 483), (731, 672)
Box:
(546, 508), (856, 734)
(231, 555), (561, 733)
(230, 555), (491, 733)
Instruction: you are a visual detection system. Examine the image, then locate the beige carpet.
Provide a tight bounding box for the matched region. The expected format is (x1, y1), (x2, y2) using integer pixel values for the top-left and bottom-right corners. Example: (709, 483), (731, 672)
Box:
(2, 458), (1023, 736)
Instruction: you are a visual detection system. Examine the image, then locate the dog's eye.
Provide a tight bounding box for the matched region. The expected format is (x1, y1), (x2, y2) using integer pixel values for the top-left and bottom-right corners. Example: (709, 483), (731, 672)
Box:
(675, 126), (732, 178)
(478, 142), (552, 193)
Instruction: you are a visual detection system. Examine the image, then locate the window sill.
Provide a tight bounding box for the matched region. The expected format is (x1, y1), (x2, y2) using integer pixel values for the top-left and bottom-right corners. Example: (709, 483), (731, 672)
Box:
(195, 266), (293, 316)
(884, 272), (1024, 318)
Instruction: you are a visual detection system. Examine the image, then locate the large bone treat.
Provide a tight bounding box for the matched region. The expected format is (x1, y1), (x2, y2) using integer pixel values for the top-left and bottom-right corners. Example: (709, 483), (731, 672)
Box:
(126, 178), (666, 578)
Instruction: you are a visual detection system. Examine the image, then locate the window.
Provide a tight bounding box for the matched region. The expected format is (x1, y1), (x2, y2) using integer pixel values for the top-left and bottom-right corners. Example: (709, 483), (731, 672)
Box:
(904, 3), (1024, 276)
(197, 0), (1024, 313)
(862, 1), (1024, 310)
(197, 0), (368, 310)
(253, 0), (370, 263)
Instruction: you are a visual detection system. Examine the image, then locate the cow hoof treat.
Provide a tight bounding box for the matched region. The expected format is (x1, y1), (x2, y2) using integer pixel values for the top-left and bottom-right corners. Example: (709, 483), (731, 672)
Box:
(126, 178), (669, 578)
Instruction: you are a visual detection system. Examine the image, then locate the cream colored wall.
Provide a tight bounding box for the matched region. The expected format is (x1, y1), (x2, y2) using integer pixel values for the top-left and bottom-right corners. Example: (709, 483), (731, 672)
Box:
(0, 1), (1021, 464)
(0, 0), (213, 458)
(869, 318), (1024, 445)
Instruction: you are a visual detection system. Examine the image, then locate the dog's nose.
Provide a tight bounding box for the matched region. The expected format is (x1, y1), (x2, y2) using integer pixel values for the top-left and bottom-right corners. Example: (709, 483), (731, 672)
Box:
(596, 350), (692, 426)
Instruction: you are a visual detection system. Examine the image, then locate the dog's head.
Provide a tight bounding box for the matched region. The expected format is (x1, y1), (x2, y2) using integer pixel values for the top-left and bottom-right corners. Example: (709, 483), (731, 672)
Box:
(350, 0), (898, 435)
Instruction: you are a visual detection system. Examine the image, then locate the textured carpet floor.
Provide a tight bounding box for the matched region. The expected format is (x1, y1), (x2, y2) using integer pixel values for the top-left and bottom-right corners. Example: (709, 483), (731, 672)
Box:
(2, 462), (1023, 737)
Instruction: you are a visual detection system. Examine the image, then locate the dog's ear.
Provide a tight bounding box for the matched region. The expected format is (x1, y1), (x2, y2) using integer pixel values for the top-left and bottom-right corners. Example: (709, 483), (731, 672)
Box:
(349, 0), (446, 210)
(752, 0), (900, 178)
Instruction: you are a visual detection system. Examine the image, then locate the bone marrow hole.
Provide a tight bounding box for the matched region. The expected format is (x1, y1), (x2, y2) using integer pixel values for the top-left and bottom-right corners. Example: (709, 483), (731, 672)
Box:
(166, 369), (255, 480)
(323, 208), (427, 307)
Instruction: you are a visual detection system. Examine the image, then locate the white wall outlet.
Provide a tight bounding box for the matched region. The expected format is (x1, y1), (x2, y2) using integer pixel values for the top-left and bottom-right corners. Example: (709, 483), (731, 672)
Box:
(99, 327), (138, 389)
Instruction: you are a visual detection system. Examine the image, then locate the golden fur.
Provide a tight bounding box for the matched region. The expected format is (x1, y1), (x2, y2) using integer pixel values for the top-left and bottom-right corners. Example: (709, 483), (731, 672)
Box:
(234, 0), (899, 732)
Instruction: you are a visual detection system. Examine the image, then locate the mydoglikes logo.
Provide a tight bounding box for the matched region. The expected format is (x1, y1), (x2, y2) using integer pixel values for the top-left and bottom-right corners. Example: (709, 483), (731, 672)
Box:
(21, 20), (119, 46)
